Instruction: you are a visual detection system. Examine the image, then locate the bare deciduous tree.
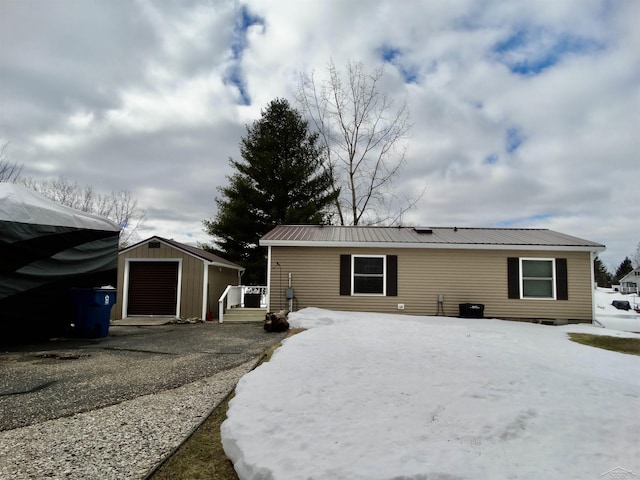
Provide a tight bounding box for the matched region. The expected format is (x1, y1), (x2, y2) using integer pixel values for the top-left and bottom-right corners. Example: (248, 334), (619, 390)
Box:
(297, 60), (423, 225)
(632, 241), (640, 269)
(0, 142), (23, 183)
(21, 176), (146, 247)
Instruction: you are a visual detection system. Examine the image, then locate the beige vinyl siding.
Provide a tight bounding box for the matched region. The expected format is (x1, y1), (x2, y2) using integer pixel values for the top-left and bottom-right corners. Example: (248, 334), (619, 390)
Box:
(208, 266), (240, 318)
(180, 253), (205, 319)
(114, 242), (204, 319)
(269, 246), (594, 321)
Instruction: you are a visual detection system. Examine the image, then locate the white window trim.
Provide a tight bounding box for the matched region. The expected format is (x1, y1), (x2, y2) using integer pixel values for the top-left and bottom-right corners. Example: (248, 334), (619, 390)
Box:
(519, 257), (556, 300)
(351, 254), (386, 296)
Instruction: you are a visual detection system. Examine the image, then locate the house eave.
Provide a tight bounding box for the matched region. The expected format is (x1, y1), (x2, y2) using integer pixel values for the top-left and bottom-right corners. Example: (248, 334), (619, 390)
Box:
(260, 240), (605, 253)
(206, 260), (245, 272)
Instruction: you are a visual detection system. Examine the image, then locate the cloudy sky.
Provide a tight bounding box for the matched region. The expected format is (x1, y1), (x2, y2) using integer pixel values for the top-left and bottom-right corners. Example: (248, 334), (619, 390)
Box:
(1, 0), (638, 269)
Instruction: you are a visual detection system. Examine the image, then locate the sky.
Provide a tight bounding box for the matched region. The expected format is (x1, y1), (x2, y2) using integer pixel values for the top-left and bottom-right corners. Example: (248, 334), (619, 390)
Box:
(222, 305), (640, 479)
(1, 0), (638, 270)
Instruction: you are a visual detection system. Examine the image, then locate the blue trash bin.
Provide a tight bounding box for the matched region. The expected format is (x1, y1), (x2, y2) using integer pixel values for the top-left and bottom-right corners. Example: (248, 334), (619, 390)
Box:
(71, 287), (117, 338)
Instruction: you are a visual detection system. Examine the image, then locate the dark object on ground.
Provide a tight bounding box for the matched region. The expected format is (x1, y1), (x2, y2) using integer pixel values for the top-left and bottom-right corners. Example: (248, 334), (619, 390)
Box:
(264, 310), (289, 332)
(459, 303), (485, 318)
(612, 300), (632, 311)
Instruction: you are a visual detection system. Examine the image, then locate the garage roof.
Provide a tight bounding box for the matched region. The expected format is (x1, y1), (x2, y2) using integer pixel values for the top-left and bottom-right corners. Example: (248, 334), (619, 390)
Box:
(120, 236), (244, 270)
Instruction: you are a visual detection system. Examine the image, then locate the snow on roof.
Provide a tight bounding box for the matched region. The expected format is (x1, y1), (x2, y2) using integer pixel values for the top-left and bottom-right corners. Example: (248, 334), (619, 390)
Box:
(0, 183), (120, 231)
(260, 225), (605, 252)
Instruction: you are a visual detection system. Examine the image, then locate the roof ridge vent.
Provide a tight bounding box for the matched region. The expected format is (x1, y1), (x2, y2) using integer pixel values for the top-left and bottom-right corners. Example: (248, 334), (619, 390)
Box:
(414, 227), (433, 234)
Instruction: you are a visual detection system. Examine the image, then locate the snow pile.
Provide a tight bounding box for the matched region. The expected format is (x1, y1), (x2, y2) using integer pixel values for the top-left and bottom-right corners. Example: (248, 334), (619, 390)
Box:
(222, 309), (640, 479)
(594, 287), (640, 333)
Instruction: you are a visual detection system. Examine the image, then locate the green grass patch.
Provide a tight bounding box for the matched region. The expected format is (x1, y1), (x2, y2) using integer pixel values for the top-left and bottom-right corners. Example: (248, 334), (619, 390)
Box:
(148, 328), (305, 480)
(149, 390), (238, 480)
(568, 333), (640, 356)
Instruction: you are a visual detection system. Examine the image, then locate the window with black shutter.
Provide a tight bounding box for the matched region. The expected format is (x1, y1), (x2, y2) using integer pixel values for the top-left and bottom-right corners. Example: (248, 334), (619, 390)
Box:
(507, 257), (568, 300)
(339, 254), (397, 296)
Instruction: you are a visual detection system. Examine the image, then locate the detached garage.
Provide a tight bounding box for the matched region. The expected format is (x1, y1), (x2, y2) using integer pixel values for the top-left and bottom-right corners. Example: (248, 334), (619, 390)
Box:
(113, 236), (243, 320)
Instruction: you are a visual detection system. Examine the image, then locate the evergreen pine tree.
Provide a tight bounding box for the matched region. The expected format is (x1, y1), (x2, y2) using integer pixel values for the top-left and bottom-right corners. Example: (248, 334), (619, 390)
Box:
(593, 256), (612, 288)
(614, 257), (634, 283)
(632, 241), (640, 269)
(203, 98), (337, 284)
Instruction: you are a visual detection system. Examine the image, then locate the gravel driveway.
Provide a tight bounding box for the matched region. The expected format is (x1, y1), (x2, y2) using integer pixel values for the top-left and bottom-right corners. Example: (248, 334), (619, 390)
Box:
(0, 322), (286, 479)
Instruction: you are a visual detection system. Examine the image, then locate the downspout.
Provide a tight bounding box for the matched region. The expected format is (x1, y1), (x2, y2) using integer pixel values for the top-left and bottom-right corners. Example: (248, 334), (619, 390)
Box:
(288, 272), (293, 312)
(201, 261), (209, 321)
(266, 246), (272, 312)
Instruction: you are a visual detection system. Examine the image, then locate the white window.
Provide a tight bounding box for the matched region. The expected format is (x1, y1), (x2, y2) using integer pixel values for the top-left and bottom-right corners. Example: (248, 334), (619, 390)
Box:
(520, 258), (556, 299)
(352, 255), (386, 295)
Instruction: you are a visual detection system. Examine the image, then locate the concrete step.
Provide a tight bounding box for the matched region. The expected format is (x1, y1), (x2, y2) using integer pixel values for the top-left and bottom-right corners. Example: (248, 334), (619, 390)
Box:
(222, 308), (266, 322)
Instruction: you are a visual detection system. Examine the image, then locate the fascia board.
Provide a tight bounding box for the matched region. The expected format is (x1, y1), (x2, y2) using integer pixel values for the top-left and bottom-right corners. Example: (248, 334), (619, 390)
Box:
(206, 260), (245, 272)
(260, 240), (605, 253)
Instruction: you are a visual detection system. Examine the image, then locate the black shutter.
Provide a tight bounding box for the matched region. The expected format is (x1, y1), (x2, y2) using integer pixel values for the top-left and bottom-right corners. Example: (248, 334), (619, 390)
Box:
(339, 255), (351, 296)
(386, 255), (398, 296)
(507, 257), (520, 299)
(556, 258), (568, 300)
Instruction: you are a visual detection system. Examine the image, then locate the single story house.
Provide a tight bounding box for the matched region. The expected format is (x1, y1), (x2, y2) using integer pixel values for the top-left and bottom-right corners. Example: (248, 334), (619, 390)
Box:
(260, 225), (606, 323)
(112, 236), (243, 320)
(619, 267), (640, 294)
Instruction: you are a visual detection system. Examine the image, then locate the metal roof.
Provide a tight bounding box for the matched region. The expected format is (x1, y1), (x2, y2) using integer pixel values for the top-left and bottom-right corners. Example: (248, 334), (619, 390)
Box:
(260, 225), (605, 252)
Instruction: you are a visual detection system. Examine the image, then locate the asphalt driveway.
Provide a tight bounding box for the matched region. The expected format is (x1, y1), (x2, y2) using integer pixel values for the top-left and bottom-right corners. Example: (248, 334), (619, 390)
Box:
(0, 322), (286, 431)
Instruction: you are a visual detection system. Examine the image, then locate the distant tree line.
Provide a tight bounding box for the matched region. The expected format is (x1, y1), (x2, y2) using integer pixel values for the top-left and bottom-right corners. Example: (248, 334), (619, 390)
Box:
(594, 249), (638, 288)
(0, 142), (22, 183)
(0, 141), (146, 247)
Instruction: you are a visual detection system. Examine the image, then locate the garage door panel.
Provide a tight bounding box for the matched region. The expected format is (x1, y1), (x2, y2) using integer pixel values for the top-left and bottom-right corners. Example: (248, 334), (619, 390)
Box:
(128, 262), (178, 316)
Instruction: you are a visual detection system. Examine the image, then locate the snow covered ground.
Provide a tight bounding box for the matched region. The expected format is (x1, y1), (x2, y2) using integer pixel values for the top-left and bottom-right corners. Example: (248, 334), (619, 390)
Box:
(222, 308), (640, 480)
(594, 287), (640, 333)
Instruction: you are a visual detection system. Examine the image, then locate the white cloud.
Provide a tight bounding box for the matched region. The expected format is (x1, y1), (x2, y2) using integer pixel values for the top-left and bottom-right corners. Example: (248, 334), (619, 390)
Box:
(0, 0), (637, 269)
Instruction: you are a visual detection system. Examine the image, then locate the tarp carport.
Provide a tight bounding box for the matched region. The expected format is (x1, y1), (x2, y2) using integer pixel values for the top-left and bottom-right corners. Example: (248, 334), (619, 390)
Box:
(0, 183), (120, 340)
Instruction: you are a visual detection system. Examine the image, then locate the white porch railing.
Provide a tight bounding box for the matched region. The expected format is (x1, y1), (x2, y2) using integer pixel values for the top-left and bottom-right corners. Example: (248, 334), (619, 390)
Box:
(620, 283), (639, 295)
(218, 285), (268, 323)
